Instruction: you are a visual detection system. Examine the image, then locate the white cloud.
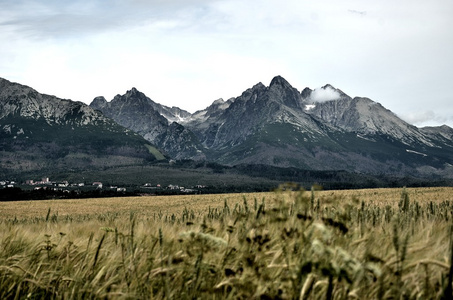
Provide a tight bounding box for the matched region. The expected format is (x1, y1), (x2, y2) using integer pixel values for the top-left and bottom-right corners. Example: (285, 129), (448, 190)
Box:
(399, 110), (453, 128)
(400, 111), (436, 125)
(310, 86), (341, 102)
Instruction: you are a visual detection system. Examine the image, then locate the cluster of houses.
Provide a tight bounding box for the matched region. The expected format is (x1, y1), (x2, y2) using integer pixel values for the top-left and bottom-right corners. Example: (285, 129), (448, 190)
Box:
(0, 177), (127, 193)
(25, 177), (51, 185)
(24, 178), (87, 189)
(167, 184), (195, 193)
(0, 180), (16, 188)
(1, 177), (207, 194)
(143, 183), (207, 193)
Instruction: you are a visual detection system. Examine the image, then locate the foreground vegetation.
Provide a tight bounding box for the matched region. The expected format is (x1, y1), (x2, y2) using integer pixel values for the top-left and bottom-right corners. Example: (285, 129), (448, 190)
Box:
(1, 187), (453, 299)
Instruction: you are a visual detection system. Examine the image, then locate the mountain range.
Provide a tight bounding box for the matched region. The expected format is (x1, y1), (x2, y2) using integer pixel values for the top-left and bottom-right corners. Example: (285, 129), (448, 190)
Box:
(1, 75), (452, 184)
(90, 76), (453, 178)
(0, 77), (165, 178)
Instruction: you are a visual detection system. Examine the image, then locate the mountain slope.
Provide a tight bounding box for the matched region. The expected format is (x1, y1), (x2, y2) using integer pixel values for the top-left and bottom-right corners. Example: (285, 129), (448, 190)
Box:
(85, 75), (443, 178)
(301, 85), (453, 173)
(184, 77), (329, 149)
(88, 75), (453, 178)
(90, 88), (205, 160)
(303, 86), (439, 147)
(183, 76), (453, 176)
(0, 78), (165, 176)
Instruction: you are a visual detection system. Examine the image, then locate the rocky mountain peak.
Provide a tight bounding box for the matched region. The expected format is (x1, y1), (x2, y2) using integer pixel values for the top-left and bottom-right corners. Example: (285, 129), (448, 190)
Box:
(420, 124), (453, 141)
(249, 82), (266, 93)
(269, 75), (291, 88)
(0, 78), (42, 104)
(305, 84), (350, 103)
(128, 87), (140, 95)
(107, 88), (152, 109)
(268, 76), (303, 109)
(0, 77), (109, 127)
(124, 87), (147, 100)
(90, 96), (107, 109)
(301, 87), (312, 99)
(439, 124), (453, 133)
(236, 82), (266, 102)
(207, 98), (232, 113)
(212, 98), (225, 105)
(321, 84), (335, 89)
(321, 84), (350, 99)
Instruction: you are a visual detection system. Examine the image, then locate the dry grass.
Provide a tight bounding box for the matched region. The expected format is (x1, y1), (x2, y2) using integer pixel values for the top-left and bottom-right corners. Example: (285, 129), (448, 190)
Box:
(1, 187), (452, 220)
(0, 192), (270, 219)
(0, 186), (452, 299)
(315, 187), (453, 207)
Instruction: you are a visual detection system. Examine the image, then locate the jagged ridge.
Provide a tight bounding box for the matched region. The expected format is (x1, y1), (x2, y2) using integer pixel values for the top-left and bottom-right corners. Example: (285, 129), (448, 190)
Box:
(0, 78), (165, 176)
(88, 76), (453, 178)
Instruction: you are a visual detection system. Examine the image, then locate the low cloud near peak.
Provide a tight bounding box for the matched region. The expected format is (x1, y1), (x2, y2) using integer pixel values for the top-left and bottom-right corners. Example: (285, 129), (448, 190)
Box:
(310, 86), (341, 102)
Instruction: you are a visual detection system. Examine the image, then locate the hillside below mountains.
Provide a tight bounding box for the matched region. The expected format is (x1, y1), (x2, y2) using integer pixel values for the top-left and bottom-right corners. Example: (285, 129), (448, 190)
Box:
(0, 78), (165, 177)
(91, 76), (453, 179)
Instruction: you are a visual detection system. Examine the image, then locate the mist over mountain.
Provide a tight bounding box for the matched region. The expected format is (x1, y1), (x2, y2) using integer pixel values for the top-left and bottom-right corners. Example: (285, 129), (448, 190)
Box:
(91, 76), (453, 178)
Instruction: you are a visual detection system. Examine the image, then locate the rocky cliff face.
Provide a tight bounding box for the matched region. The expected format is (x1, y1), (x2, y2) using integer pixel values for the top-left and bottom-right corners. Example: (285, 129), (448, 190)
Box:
(186, 76), (453, 177)
(90, 87), (205, 160)
(91, 88), (170, 141)
(0, 78), (165, 176)
(5, 74), (446, 179)
(183, 76), (330, 150)
(6, 74), (452, 179)
(304, 88), (439, 148)
(420, 125), (453, 142)
(0, 78), (110, 127)
(89, 75), (453, 177)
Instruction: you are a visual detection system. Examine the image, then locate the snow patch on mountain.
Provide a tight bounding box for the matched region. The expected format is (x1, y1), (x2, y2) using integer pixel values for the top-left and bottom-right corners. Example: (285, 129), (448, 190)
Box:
(161, 112), (189, 123)
(356, 134), (376, 142)
(406, 149), (427, 157)
(305, 104), (316, 111)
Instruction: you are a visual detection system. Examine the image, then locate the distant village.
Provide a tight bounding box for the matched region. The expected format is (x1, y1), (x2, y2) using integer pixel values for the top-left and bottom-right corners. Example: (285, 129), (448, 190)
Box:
(0, 177), (206, 194)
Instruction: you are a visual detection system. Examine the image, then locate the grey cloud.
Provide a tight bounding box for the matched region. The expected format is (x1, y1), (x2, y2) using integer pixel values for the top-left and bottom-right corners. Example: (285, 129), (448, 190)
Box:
(0, 0), (215, 39)
(0, 0), (315, 41)
(399, 110), (453, 127)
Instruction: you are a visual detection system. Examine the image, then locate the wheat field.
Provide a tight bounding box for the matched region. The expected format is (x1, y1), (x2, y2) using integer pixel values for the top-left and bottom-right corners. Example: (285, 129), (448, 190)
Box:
(2, 187), (452, 220)
(1, 186), (453, 299)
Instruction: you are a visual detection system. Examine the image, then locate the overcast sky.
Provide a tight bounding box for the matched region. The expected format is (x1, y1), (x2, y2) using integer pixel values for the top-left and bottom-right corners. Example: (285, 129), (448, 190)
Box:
(1, 0), (452, 127)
